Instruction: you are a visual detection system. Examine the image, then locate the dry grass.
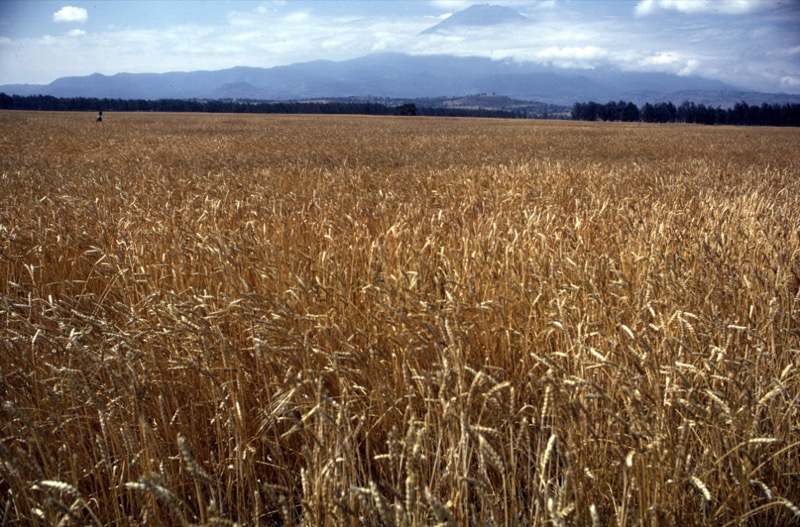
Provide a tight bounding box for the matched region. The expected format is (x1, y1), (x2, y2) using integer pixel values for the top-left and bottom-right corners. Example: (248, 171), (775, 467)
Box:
(1, 110), (799, 526)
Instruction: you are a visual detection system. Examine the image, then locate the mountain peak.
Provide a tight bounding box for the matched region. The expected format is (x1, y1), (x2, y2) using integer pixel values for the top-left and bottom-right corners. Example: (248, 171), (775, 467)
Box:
(421, 4), (528, 34)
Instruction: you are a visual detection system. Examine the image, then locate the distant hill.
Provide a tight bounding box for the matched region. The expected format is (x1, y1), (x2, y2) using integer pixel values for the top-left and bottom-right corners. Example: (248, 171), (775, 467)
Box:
(2, 52), (798, 108)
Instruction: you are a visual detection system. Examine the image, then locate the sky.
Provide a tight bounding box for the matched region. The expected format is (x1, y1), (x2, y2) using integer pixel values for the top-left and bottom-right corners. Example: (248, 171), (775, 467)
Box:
(0, 0), (798, 93)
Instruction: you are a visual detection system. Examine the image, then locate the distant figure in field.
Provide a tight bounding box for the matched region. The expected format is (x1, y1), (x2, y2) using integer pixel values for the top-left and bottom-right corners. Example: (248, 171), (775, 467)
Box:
(96, 111), (102, 122)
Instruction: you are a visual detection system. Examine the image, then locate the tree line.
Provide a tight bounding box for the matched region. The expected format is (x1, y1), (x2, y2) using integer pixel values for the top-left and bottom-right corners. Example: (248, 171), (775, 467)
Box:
(5, 93), (797, 125)
(572, 100), (800, 126)
(0, 93), (527, 119)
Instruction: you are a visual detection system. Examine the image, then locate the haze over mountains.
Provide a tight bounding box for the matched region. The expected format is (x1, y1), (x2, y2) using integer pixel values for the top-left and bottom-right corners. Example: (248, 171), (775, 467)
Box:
(2, 4), (797, 108)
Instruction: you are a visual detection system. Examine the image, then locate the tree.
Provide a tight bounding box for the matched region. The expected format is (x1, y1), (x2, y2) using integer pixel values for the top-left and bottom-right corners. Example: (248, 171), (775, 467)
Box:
(394, 103), (417, 116)
(641, 103), (655, 122)
(622, 102), (640, 122)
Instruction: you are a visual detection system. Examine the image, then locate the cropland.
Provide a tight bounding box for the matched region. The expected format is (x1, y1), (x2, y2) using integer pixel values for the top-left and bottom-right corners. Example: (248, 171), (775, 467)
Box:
(1, 111), (799, 526)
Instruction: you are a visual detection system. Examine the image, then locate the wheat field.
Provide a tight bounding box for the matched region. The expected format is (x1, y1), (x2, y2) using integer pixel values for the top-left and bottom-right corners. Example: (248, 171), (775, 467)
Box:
(1, 110), (799, 526)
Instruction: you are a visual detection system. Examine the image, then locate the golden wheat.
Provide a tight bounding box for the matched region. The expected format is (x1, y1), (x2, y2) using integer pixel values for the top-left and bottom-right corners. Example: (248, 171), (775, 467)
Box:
(1, 110), (799, 526)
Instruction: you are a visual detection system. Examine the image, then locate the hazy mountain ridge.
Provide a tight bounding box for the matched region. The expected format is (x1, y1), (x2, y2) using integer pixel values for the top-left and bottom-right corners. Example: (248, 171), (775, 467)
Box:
(2, 53), (798, 108)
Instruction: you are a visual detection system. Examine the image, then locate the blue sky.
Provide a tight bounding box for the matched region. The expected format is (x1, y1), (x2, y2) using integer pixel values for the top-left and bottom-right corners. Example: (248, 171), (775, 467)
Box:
(1, 0), (798, 93)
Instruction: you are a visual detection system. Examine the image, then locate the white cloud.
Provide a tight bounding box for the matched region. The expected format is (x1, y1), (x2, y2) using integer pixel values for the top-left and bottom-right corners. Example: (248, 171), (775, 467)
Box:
(228, 6), (308, 26)
(640, 51), (679, 65)
(227, 12), (257, 27)
(67, 29), (86, 37)
(781, 76), (800, 90)
(635, 0), (656, 16)
(285, 10), (311, 23)
(53, 6), (88, 23)
(537, 46), (608, 60)
(635, 0), (763, 16)
(257, 0), (286, 14)
(630, 51), (704, 76)
(430, 0), (476, 9)
(678, 59), (699, 75)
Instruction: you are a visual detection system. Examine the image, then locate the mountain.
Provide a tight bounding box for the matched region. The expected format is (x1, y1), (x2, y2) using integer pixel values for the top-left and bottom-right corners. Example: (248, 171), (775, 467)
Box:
(420, 4), (528, 34)
(2, 52), (797, 107)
